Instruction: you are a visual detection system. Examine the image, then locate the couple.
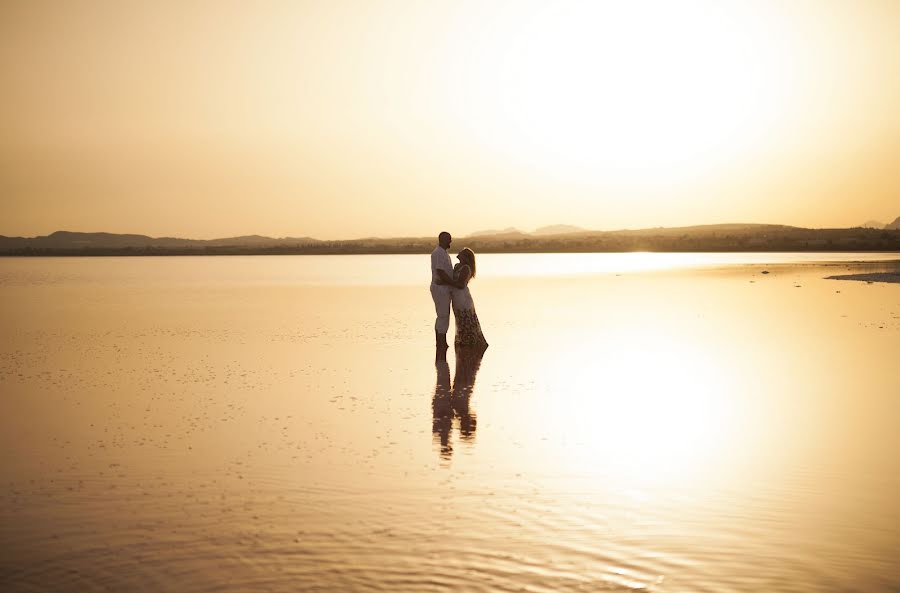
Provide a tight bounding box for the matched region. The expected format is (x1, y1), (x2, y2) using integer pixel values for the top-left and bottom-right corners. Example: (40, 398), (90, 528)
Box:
(430, 231), (488, 350)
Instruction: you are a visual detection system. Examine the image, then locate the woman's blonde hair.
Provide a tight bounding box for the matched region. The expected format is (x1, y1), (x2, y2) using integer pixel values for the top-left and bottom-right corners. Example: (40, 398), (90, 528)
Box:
(458, 247), (476, 278)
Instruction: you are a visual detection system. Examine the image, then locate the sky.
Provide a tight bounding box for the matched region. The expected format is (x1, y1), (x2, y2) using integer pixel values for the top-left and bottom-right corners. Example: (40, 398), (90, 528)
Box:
(2, 0), (899, 239)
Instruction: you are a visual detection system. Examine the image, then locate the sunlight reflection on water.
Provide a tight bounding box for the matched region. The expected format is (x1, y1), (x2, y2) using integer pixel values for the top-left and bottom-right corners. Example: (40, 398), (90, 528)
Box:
(478, 251), (900, 279)
(2, 252), (897, 288)
(1, 254), (899, 592)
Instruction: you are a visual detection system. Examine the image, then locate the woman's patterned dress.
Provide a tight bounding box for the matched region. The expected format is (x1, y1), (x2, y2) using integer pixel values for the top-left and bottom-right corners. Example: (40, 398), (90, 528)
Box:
(451, 265), (488, 349)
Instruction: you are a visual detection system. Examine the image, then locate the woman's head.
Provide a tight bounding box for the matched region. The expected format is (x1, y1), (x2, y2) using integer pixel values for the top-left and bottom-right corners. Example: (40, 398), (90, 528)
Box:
(457, 248), (476, 277)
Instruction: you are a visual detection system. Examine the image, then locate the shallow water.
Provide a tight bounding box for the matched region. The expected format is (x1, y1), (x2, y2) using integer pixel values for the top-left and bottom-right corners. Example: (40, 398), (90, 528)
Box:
(1, 254), (899, 592)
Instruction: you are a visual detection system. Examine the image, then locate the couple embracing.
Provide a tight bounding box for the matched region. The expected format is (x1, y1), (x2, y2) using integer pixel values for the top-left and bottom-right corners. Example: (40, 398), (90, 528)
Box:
(430, 231), (488, 351)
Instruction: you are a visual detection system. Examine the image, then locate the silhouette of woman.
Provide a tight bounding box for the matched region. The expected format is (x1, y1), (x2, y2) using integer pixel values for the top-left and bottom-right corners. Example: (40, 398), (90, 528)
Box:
(450, 248), (488, 350)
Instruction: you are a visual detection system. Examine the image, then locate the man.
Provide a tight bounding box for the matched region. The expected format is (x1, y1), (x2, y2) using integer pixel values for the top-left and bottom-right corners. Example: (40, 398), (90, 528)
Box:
(430, 231), (454, 348)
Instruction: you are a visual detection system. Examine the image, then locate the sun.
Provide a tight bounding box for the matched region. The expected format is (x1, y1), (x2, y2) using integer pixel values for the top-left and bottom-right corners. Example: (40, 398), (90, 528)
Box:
(443, 0), (792, 186)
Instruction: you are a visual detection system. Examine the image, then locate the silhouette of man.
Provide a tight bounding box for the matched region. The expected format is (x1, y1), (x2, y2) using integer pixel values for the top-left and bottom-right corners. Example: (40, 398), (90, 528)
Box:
(430, 231), (454, 348)
(432, 347), (453, 456)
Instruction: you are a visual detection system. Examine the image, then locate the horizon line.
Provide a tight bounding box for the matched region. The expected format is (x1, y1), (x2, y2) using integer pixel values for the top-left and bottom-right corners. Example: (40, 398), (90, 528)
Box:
(3, 219), (898, 243)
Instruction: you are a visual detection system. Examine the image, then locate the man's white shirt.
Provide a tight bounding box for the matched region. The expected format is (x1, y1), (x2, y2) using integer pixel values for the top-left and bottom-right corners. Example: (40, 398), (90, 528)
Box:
(431, 246), (453, 284)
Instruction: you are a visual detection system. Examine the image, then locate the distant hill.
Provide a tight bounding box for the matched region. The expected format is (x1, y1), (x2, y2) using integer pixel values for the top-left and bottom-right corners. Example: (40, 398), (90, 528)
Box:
(1, 224), (898, 255)
(859, 217), (899, 230)
(467, 224), (585, 237)
(0, 230), (320, 252)
(466, 227), (526, 238)
(532, 224), (585, 236)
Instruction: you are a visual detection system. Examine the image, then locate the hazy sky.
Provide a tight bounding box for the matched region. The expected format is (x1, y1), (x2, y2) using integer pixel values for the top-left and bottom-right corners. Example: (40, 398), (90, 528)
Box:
(2, 0), (898, 239)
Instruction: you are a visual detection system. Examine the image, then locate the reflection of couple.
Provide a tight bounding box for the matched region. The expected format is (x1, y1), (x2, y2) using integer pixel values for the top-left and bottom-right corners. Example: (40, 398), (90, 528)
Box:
(432, 346), (483, 459)
(429, 231), (488, 350)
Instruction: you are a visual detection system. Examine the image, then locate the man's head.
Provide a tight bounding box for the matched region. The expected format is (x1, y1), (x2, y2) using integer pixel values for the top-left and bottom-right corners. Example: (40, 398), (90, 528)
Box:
(438, 232), (452, 250)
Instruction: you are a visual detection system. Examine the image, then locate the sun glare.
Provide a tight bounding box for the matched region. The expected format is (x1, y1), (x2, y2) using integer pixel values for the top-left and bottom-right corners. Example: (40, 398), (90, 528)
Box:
(537, 324), (738, 486)
(446, 1), (791, 185)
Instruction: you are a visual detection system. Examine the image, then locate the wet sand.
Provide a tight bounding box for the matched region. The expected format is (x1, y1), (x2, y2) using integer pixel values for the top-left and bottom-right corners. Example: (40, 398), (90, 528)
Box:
(1, 254), (899, 592)
(826, 272), (900, 283)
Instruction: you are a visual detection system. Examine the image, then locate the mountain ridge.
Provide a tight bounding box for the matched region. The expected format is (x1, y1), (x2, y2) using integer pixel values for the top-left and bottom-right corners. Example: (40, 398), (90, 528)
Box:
(2, 223), (898, 254)
(0, 231), (321, 250)
(858, 217), (900, 230)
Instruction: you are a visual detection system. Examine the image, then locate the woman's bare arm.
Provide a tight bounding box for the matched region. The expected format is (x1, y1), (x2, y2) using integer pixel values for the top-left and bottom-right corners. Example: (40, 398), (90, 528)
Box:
(453, 265), (471, 289)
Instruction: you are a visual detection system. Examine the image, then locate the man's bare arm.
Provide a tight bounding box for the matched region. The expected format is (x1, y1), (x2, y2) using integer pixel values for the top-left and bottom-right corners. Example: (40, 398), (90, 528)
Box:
(436, 269), (454, 285)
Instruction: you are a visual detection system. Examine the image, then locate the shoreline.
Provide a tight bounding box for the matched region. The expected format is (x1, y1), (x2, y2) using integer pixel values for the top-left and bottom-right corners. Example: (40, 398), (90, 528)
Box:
(826, 272), (900, 284)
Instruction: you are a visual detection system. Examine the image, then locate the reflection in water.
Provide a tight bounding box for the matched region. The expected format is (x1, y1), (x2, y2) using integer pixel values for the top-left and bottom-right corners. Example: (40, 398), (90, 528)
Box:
(4, 256), (900, 593)
(432, 347), (485, 459)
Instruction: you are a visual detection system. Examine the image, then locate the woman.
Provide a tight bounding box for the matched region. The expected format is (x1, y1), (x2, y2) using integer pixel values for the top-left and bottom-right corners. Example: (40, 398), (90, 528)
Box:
(451, 248), (488, 350)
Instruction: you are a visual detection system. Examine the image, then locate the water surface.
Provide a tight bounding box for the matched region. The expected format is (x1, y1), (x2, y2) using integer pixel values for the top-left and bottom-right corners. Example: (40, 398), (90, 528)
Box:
(2, 254), (899, 592)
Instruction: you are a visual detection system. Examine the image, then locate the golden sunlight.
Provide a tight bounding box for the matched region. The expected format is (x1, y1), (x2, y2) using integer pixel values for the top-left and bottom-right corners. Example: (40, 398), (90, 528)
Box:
(535, 322), (738, 486)
(2, 0), (898, 236)
(3, 1), (900, 589)
(445, 1), (793, 185)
